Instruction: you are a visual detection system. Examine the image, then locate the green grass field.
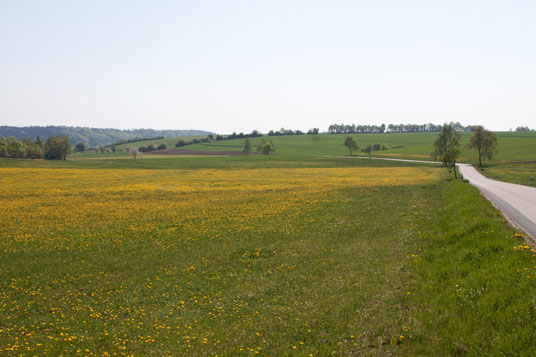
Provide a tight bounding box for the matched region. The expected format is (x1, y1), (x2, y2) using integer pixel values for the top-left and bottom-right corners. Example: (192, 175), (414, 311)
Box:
(1, 133), (536, 355)
(94, 131), (536, 162)
(75, 130), (536, 186)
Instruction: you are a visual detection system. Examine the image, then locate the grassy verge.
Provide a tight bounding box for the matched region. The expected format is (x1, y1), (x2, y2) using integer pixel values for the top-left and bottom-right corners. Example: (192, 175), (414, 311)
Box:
(478, 162), (536, 187)
(401, 179), (536, 355)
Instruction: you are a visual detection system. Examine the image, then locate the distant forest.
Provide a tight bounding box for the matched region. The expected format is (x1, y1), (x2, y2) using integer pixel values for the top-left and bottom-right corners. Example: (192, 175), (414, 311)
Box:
(0, 126), (213, 147)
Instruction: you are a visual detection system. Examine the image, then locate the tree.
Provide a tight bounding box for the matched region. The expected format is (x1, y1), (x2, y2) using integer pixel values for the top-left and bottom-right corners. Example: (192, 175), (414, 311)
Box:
(257, 138), (267, 152)
(44, 135), (72, 160)
(243, 138), (252, 155)
(7, 137), (27, 158)
(343, 136), (358, 156)
(129, 147), (140, 159)
(362, 144), (372, 158)
(176, 139), (188, 147)
(262, 141), (275, 155)
(75, 142), (86, 152)
(466, 126), (498, 167)
(35, 136), (44, 151)
(431, 123), (461, 166)
(0, 138), (8, 157)
(443, 146), (461, 179)
(24, 138), (44, 159)
(157, 143), (167, 150)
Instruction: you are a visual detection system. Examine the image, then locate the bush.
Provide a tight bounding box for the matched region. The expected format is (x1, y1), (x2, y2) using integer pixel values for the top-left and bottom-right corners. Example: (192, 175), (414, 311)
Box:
(176, 139), (188, 147)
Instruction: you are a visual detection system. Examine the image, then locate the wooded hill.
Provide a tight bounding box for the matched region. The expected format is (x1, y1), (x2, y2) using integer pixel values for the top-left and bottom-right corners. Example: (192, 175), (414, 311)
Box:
(0, 126), (213, 147)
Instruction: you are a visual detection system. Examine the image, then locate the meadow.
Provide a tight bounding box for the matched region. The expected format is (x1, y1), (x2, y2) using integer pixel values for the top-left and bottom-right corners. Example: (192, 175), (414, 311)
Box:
(479, 162), (536, 187)
(72, 131), (536, 186)
(2, 154), (536, 355)
(93, 131), (536, 163)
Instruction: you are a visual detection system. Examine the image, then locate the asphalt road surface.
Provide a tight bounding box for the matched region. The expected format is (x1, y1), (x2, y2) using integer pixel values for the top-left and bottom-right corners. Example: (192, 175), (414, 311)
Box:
(458, 164), (536, 240)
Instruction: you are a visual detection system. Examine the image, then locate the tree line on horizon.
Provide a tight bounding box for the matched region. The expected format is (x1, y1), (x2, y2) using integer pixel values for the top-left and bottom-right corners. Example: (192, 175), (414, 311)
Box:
(329, 122), (475, 134)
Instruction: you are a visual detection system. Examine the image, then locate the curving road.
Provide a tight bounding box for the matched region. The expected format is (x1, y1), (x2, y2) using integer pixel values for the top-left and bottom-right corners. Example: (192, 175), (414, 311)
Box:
(346, 156), (536, 239)
(458, 164), (536, 240)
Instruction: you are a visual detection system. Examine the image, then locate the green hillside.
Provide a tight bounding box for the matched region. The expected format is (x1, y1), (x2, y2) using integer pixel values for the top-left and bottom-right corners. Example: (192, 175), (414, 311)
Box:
(64, 131), (536, 186)
(110, 131), (536, 164)
(0, 126), (212, 147)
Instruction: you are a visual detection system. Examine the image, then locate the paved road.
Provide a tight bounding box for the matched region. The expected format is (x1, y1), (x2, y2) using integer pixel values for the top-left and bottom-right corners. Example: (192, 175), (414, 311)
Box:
(346, 156), (536, 239)
(458, 164), (536, 240)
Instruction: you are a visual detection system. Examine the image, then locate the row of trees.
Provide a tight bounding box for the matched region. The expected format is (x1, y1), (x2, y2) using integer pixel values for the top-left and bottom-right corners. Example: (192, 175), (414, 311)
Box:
(330, 122), (475, 134)
(267, 128), (320, 136)
(139, 143), (167, 153)
(175, 128), (319, 149)
(0, 135), (72, 160)
(176, 137), (211, 147)
(432, 125), (498, 177)
(342, 137), (391, 157)
(515, 126), (534, 132)
(243, 138), (275, 155)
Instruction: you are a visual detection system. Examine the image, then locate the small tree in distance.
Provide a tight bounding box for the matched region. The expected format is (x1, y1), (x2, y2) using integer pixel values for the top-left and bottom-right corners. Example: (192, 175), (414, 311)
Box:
(466, 126), (498, 167)
(262, 141), (275, 155)
(343, 136), (358, 156)
(75, 142), (86, 153)
(129, 147), (140, 159)
(257, 138), (267, 153)
(362, 144), (372, 158)
(243, 138), (252, 155)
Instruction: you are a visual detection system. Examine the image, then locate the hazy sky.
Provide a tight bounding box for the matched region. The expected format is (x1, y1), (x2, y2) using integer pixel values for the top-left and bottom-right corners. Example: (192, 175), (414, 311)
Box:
(1, 1), (535, 133)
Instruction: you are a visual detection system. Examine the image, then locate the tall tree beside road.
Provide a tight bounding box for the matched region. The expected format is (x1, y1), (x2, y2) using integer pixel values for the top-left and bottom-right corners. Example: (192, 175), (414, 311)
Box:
(431, 123), (461, 167)
(467, 126), (499, 167)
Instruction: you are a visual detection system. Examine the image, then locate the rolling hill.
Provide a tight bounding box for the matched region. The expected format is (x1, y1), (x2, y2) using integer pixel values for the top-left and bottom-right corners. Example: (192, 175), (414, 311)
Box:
(0, 126), (213, 147)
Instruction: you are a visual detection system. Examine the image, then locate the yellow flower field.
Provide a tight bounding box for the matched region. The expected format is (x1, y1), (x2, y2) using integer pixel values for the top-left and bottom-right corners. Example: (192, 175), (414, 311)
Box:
(0, 166), (437, 253)
(0, 166), (439, 355)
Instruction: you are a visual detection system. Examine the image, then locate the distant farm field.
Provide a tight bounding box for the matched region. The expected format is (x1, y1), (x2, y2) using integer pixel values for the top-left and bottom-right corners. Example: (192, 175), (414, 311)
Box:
(78, 131), (536, 165)
(2, 160), (536, 355)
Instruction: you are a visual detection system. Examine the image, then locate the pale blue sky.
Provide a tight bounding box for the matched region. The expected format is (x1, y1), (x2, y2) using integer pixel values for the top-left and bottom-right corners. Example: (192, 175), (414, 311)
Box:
(1, 1), (535, 133)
